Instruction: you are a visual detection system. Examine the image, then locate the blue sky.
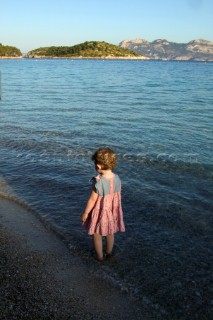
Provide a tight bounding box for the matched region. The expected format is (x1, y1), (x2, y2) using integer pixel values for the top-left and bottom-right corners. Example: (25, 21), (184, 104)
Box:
(1, 0), (213, 53)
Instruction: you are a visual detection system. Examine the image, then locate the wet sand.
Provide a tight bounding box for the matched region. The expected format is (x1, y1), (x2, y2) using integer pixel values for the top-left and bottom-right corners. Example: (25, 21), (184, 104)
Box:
(0, 198), (152, 320)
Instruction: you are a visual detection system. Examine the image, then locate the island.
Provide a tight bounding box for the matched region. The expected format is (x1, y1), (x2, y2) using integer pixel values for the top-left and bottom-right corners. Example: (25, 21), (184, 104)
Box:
(26, 41), (148, 59)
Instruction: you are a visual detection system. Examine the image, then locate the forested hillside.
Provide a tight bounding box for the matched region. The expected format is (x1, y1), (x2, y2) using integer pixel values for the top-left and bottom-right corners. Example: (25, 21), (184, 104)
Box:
(27, 41), (142, 58)
(0, 44), (22, 57)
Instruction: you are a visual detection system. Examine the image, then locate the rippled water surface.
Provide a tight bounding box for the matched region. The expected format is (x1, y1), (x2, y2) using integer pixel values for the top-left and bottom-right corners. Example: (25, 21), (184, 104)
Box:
(0, 59), (212, 319)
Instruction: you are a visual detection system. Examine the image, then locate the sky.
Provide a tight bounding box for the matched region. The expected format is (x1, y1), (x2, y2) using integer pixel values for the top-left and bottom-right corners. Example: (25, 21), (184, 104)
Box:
(1, 0), (213, 53)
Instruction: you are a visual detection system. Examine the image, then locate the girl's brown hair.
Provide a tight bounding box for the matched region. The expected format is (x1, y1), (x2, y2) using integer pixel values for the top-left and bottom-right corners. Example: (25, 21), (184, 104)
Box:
(92, 147), (118, 170)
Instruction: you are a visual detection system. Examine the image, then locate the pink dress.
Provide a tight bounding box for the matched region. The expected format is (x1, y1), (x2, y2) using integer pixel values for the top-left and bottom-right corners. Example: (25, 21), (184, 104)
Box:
(83, 174), (125, 236)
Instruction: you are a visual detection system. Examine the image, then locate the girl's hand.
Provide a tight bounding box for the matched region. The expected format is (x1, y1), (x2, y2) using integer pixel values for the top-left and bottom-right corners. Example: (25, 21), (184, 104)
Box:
(81, 191), (98, 223)
(80, 212), (88, 223)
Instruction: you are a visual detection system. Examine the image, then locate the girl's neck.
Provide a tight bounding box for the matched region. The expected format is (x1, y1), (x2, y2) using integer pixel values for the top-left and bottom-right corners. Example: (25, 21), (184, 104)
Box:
(100, 170), (114, 179)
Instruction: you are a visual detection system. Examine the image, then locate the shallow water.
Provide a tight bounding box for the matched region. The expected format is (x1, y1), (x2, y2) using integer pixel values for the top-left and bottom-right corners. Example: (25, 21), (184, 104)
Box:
(0, 59), (212, 319)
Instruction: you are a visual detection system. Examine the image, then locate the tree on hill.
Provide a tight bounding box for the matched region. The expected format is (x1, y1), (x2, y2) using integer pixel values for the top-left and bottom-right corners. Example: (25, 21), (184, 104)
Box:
(0, 44), (22, 57)
(27, 41), (140, 58)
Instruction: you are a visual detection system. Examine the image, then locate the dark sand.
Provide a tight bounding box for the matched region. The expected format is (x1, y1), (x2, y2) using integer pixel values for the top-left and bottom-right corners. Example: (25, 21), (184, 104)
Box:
(0, 198), (152, 319)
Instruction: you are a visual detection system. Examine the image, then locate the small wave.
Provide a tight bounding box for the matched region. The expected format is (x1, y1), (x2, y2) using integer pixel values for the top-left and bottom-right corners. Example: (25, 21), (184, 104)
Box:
(0, 191), (37, 213)
(0, 136), (93, 164)
(0, 190), (76, 246)
(119, 152), (213, 178)
(121, 152), (201, 164)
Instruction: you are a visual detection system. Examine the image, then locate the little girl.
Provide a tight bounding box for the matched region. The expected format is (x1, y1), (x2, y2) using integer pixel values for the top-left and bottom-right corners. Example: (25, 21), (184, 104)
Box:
(81, 147), (125, 261)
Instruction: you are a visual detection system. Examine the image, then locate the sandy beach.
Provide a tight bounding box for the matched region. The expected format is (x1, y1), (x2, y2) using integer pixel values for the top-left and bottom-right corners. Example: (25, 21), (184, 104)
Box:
(0, 197), (153, 320)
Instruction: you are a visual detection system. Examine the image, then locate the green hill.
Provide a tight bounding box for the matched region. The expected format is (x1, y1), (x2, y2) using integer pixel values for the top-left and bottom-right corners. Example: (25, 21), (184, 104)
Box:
(0, 44), (22, 57)
(27, 41), (141, 58)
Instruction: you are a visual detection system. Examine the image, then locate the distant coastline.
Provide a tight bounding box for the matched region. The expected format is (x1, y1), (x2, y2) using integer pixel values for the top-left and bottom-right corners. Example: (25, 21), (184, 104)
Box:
(1, 56), (213, 62)
(1, 39), (213, 61)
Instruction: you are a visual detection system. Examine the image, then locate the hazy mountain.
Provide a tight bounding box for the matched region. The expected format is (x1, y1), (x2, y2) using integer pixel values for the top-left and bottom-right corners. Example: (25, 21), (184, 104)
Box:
(119, 38), (213, 61)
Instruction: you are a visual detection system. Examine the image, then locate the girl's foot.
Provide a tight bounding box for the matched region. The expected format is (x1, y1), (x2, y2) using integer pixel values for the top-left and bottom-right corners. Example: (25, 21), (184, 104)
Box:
(95, 255), (104, 262)
(105, 252), (112, 259)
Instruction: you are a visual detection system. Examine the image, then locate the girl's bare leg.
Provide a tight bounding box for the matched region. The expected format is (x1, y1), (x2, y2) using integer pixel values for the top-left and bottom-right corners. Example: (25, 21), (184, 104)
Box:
(106, 234), (114, 255)
(93, 233), (103, 260)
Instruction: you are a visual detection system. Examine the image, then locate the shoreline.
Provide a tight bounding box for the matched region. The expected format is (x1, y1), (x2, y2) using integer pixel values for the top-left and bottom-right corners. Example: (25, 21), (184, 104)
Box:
(0, 56), (22, 59)
(0, 196), (151, 320)
(1, 56), (213, 61)
(0, 55), (148, 60)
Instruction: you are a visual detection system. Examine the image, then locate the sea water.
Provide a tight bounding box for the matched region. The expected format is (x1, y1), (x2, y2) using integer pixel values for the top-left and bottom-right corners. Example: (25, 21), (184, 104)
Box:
(0, 59), (212, 318)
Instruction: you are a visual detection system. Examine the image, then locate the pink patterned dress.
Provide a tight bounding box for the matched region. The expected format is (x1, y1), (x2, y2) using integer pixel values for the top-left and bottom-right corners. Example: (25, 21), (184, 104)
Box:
(83, 174), (125, 236)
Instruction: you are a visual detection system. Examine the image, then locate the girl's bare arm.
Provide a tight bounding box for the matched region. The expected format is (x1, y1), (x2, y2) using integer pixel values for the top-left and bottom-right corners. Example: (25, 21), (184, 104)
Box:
(80, 191), (98, 222)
